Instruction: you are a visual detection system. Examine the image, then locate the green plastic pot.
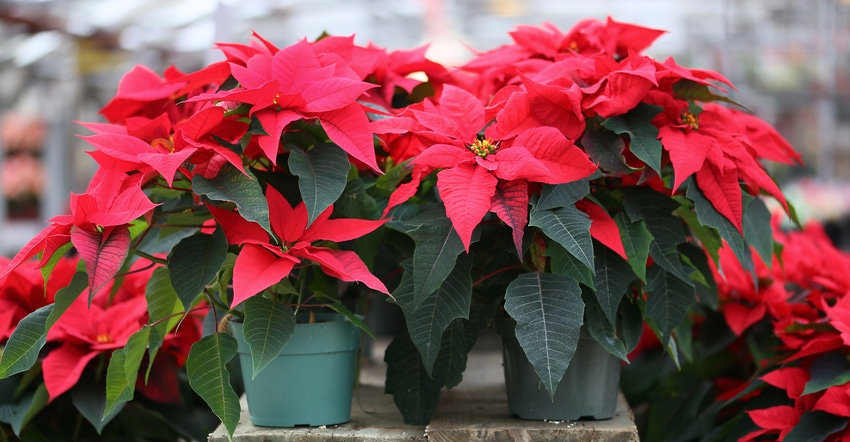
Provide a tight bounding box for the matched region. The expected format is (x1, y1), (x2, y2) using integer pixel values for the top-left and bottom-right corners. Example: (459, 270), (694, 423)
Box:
(229, 312), (362, 427)
(496, 315), (621, 421)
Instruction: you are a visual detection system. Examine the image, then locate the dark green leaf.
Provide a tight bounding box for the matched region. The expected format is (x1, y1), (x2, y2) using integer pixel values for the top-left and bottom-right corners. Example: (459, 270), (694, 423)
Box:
(645, 265), (697, 345)
(46, 271), (87, 329)
(547, 241), (595, 289)
(193, 163), (270, 232)
(619, 298), (644, 354)
(186, 333), (240, 438)
(535, 179), (590, 211)
(431, 319), (469, 389)
(504, 272), (584, 398)
(397, 255), (472, 375)
(583, 289), (629, 362)
(406, 215), (465, 309)
(803, 353), (850, 396)
(1, 384), (47, 436)
(383, 332), (443, 425)
(784, 411), (848, 442)
(649, 242), (695, 286)
(580, 129), (633, 175)
(592, 245), (637, 327)
(623, 187), (686, 249)
(686, 181), (754, 276)
(168, 228), (229, 311)
(0, 305), (53, 378)
(601, 103), (664, 174)
(673, 79), (747, 108)
(614, 212), (652, 282)
(680, 243), (718, 309)
(675, 197), (723, 266)
(743, 195), (774, 268)
(242, 297), (296, 379)
(530, 204), (594, 272)
(288, 144), (351, 226)
(71, 372), (123, 434)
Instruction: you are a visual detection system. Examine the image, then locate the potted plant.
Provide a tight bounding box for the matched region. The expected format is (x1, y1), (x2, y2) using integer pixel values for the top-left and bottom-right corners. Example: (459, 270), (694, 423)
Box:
(373, 17), (802, 423)
(0, 34), (454, 437)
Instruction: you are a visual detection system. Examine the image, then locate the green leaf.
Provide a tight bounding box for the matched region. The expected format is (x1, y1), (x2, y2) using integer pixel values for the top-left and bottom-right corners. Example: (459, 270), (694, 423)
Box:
(0, 305), (53, 378)
(649, 242), (694, 286)
(530, 204), (594, 272)
(680, 243), (718, 309)
(39, 242), (73, 293)
(288, 144), (351, 226)
(645, 265), (697, 345)
(503, 272), (584, 399)
(619, 298), (644, 354)
(383, 331), (443, 425)
(535, 179), (590, 211)
(186, 333), (240, 438)
(686, 181), (754, 276)
(592, 245), (637, 327)
(601, 103), (664, 174)
(673, 79), (747, 108)
(103, 326), (151, 418)
(46, 271), (88, 329)
(145, 267), (184, 341)
(582, 289), (629, 362)
(614, 212), (652, 282)
(7, 384), (48, 436)
(743, 195), (774, 268)
(675, 197), (723, 266)
(580, 129), (633, 175)
(803, 353), (850, 396)
(168, 228), (229, 311)
(406, 213), (465, 309)
(103, 349), (134, 419)
(193, 163), (270, 233)
(242, 297), (296, 379)
(547, 241), (595, 289)
(623, 187), (686, 249)
(71, 371), (123, 434)
(784, 411), (848, 442)
(430, 320), (469, 389)
(395, 255), (472, 375)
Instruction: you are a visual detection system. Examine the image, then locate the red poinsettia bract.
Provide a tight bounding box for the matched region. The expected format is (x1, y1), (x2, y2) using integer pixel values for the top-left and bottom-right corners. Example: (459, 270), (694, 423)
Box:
(209, 186), (389, 307)
(375, 84), (597, 254)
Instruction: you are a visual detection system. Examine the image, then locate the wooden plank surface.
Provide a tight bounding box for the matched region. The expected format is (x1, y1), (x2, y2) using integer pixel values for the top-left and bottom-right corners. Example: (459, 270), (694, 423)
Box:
(209, 333), (640, 441)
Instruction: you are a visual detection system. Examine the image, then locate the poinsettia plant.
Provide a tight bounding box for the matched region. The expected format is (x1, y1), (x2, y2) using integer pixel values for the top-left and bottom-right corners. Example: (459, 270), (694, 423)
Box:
(0, 254), (216, 440)
(373, 17), (802, 424)
(0, 32), (454, 438)
(623, 218), (850, 441)
(0, 14), (803, 437)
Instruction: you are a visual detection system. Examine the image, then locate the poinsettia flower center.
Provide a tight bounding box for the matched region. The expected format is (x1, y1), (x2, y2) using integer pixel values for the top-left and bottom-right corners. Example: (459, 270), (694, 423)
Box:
(469, 138), (498, 158)
(681, 110), (700, 131)
(150, 137), (174, 153)
(96, 333), (112, 344)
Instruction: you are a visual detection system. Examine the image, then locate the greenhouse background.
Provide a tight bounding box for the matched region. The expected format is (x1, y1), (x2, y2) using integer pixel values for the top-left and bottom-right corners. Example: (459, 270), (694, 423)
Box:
(2, 0), (850, 255)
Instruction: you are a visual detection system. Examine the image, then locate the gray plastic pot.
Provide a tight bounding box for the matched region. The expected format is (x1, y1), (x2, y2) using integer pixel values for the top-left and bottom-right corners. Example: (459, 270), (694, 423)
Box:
(496, 315), (621, 421)
(230, 312), (361, 427)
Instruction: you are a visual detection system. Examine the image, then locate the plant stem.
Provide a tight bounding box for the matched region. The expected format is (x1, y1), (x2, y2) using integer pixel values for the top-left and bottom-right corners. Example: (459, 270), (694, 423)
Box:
(132, 250), (168, 265)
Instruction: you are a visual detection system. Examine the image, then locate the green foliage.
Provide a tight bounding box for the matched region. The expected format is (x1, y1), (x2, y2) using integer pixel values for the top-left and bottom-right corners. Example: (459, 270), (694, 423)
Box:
(288, 143), (352, 226)
(601, 103), (664, 174)
(503, 272), (584, 399)
(242, 297), (296, 379)
(193, 164), (271, 233)
(168, 228), (229, 310)
(186, 333), (240, 439)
